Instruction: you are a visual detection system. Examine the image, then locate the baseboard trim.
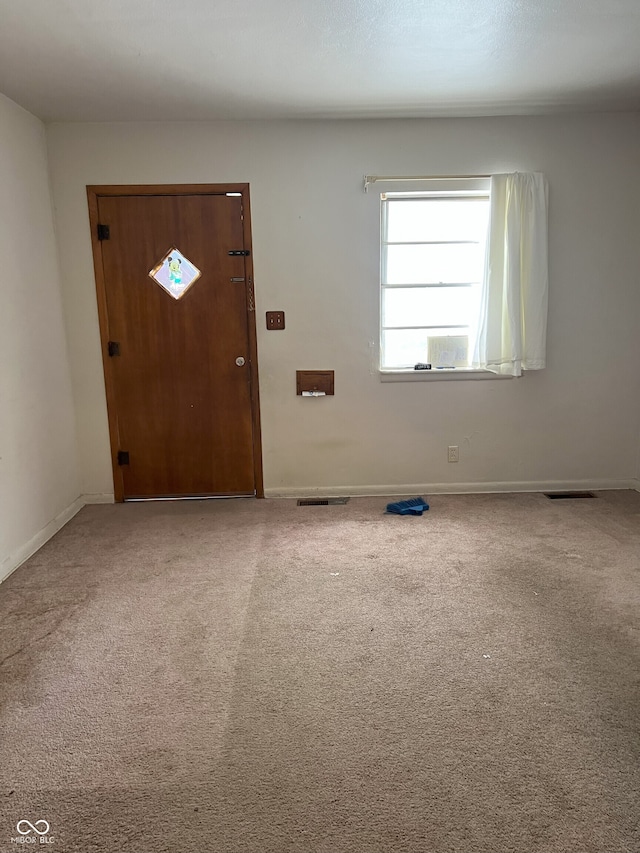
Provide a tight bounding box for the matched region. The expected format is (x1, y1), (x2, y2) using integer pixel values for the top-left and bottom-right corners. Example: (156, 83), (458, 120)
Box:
(0, 497), (85, 585)
(265, 479), (634, 499)
(82, 492), (115, 504)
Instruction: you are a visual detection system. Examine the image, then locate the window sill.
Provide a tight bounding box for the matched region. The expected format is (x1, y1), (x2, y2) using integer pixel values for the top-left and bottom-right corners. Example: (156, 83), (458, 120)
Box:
(379, 368), (513, 382)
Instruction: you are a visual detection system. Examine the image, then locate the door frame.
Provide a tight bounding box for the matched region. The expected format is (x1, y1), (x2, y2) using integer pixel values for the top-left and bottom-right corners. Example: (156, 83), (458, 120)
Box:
(87, 183), (264, 502)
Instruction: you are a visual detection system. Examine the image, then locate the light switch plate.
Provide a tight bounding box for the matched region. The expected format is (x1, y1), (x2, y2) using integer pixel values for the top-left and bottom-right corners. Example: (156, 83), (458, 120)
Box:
(266, 311), (285, 330)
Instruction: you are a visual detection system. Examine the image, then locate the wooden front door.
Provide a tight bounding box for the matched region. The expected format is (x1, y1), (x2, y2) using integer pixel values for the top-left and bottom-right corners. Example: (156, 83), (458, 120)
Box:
(88, 185), (262, 501)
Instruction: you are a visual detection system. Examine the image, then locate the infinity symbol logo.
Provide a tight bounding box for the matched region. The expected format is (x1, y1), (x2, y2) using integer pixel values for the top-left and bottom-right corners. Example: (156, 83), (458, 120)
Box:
(16, 820), (50, 836)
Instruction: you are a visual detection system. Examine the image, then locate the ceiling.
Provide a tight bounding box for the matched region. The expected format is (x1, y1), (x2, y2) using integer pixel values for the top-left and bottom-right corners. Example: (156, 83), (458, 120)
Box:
(1, 0), (639, 122)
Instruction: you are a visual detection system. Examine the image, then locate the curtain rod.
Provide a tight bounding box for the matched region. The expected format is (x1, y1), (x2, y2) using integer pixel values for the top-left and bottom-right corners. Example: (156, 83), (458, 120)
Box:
(363, 174), (491, 193)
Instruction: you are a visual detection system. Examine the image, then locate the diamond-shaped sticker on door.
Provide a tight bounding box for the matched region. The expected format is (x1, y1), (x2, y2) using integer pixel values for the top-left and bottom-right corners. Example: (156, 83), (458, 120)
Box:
(149, 248), (201, 300)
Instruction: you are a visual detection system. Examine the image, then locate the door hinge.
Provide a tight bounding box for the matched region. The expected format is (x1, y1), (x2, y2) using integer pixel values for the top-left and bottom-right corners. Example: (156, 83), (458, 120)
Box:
(117, 451), (130, 466)
(97, 223), (110, 241)
(228, 249), (250, 256)
(107, 341), (120, 357)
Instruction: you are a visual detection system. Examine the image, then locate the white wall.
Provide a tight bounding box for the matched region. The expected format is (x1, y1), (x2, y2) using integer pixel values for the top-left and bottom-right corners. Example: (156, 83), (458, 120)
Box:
(46, 114), (640, 497)
(0, 94), (80, 580)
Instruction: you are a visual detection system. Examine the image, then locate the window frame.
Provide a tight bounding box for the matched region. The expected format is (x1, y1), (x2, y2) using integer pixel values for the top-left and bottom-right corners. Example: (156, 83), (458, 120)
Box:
(376, 180), (509, 381)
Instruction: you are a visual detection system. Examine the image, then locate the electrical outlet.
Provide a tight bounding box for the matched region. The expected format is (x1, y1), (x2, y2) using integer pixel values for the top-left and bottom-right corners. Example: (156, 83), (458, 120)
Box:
(448, 445), (459, 463)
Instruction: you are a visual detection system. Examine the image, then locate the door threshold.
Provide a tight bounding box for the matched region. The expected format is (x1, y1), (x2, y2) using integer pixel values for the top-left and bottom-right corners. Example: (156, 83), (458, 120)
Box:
(124, 493), (256, 503)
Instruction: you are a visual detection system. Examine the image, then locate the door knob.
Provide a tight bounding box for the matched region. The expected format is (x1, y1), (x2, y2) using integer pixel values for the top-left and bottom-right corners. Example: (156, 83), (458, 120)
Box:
(235, 357), (246, 366)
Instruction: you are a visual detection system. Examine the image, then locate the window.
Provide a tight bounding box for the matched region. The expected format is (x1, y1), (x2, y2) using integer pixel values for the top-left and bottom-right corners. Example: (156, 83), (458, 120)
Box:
(380, 188), (490, 371)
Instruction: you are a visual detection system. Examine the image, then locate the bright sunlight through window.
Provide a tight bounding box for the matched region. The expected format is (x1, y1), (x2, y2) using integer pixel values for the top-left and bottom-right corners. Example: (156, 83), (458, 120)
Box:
(380, 191), (489, 371)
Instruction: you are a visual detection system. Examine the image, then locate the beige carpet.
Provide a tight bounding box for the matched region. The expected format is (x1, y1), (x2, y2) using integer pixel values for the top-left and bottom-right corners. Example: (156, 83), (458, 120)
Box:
(1, 491), (639, 853)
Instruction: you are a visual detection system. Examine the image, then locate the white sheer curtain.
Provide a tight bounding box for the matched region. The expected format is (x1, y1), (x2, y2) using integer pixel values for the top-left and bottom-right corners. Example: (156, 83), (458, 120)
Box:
(472, 172), (549, 377)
